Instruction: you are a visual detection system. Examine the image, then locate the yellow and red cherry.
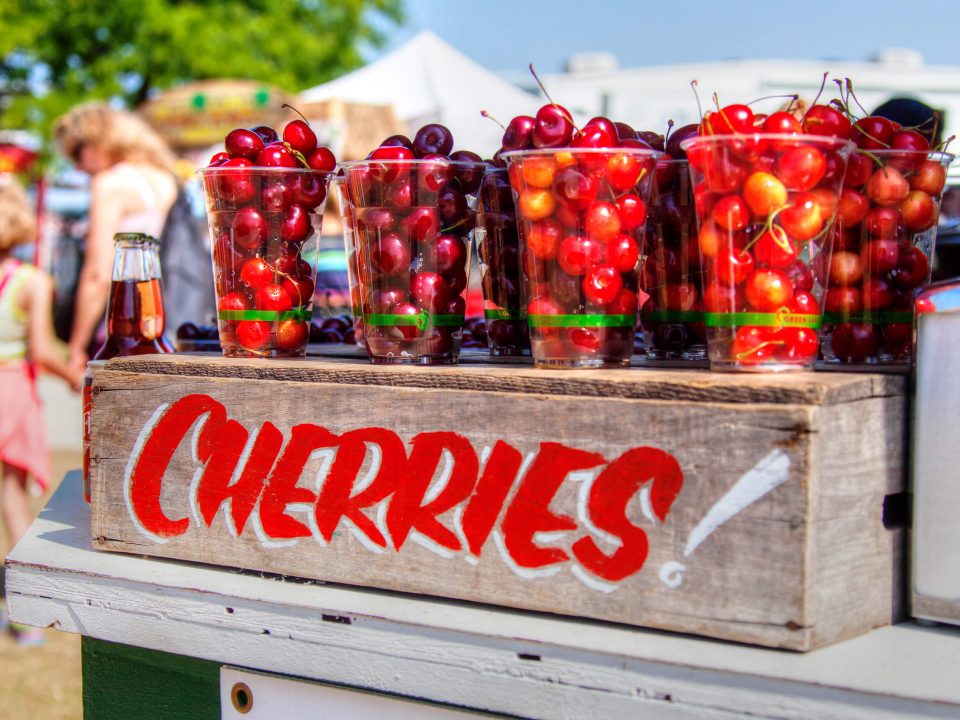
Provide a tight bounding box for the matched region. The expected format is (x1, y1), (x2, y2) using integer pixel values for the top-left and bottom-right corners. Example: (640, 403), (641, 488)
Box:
(276, 319), (308, 350)
(585, 201), (622, 242)
(605, 152), (644, 190)
(582, 264), (623, 305)
(232, 206), (269, 251)
(700, 104), (753, 135)
(745, 268), (793, 311)
(218, 291), (249, 312)
(704, 155), (748, 193)
(236, 320), (271, 350)
(255, 283), (293, 312)
(282, 275), (315, 307)
(240, 257), (274, 290)
(743, 172), (787, 216)
(778, 327), (819, 361)
(607, 234), (639, 272)
(911, 160), (947, 195)
(788, 290), (820, 315)
(552, 165), (598, 210)
(518, 188), (556, 221)
(711, 194), (750, 231)
(753, 228), (797, 269)
(890, 246), (929, 289)
(256, 141), (298, 168)
(838, 188), (870, 226)
(527, 295), (562, 337)
(779, 192), (824, 241)
(557, 235), (603, 276)
(776, 145), (826, 191)
(803, 105), (852, 139)
(824, 287), (862, 313)
(712, 246), (755, 286)
(732, 326), (777, 365)
(900, 190), (937, 231)
(866, 166), (909, 206)
(413, 123), (454, 158)
(829, 251), (863, 287)
(526, 219), (563, 260)
(703, 280), (743, 313)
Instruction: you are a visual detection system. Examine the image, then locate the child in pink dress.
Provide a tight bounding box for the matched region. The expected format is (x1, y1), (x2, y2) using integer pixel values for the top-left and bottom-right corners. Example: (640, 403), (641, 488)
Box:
(0, 179), (83, 644)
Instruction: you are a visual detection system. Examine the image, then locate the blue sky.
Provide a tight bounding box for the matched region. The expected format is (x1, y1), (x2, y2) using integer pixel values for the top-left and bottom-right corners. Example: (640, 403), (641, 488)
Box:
(372, 0), (959, 73)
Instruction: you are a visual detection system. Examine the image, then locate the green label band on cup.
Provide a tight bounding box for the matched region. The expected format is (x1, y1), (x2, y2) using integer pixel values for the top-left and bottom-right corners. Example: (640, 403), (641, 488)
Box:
(365, 311), (465, 330)
(703, 312), (822, 329)
(484, 308), (524, 321)
(642, 310), (705, 322)
(528, 313), (636, 328)
(822, 311), (914, 324)
(218, 309), (312, 322)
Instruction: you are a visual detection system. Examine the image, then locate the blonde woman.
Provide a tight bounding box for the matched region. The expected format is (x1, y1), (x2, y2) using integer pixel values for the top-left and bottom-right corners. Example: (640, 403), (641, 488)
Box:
(54, 103), (178, 371)
(0, 180), (82, 560)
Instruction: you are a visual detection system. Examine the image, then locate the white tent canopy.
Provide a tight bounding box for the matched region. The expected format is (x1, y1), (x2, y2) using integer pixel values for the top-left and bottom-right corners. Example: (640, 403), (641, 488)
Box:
(301, 30), (539, 158)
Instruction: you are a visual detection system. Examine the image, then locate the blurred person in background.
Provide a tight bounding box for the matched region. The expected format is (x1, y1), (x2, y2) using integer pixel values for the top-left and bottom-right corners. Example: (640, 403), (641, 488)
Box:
(0, 179), (82, 644)
(53, 103), (178, 372)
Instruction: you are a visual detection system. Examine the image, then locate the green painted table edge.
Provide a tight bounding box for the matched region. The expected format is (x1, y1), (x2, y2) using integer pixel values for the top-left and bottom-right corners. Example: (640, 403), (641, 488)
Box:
(82, 637), (220, 719)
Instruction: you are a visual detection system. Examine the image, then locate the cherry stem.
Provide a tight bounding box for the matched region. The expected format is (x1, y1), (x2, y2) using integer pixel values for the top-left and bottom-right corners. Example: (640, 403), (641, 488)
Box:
(528, 63), (578, 132)
(282, 103), (311, 126)
(845, 79), (869, 117)
(810, 73), (829, 110)
(747, 94), (799, 107)
(690, 80), (703, 121)
(480, 110), (506, 130)
(664, 118), (675, 144)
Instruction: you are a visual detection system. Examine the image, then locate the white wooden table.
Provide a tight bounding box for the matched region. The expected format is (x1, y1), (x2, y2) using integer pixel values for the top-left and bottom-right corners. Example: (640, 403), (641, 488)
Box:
(7, 472), (960, 719)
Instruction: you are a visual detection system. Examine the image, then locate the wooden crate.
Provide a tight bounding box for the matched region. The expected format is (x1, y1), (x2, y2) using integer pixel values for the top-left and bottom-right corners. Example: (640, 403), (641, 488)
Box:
(89, 354), (907, 651)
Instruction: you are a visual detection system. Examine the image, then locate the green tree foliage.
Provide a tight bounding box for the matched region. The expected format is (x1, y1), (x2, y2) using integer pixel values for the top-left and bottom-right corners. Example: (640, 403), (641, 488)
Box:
(0, 0), (403, 134)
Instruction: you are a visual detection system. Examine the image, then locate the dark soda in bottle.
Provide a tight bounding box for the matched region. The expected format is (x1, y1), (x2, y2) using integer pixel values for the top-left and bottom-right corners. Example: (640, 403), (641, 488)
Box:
(83, 233), (172, 503)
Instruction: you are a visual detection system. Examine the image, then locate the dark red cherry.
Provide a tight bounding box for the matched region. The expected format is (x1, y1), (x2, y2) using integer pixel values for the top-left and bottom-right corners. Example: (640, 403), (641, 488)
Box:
(292, 173), (326, 210)
(449, 150), (485, 194)
(411, 272), (449, 309)
(251, 125), (279, 144)
(391, 301), (423, 340)
(216, 158), (256, 204)
(283, 119), (318, 156)
(257, 141), (298, 168)
(281, 203), (312, 243)
(413, 123), (454, 158)
(434, 234), (467, 274)
(418, 154), (454, 192)
(553, 165), (599, 210)
(437, 185), (467, 224)
(572, 122), (616, 150)
(404, 207), (439, 243)
(665, 123), (699, 159)
(369, 288), (408, 313)
(223, 128), (263, 160)
(533, 104), (575, 148)
(261, 180), (293, 212)
(636, 129), (665, 151)
(502, 115), (536, 152)
(371, 233), (411, 275)
(380, 134), (414, 150)
(307, 147), (336, 172)
(370, 145), (413, 182)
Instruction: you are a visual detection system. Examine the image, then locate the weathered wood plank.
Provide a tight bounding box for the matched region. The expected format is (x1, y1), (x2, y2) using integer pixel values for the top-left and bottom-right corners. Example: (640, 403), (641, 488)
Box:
(88, 357), (906, 651)
(108, 354), (906, 406)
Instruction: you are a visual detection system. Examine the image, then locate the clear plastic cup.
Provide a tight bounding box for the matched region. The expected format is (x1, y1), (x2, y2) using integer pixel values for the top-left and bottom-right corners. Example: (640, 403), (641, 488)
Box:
(198, 167), (331, 358)
(332, 175), (365, 348)
(819, 150), (954, 366)
(340, 158), (485, 364)
(475, 167), (529, 356)
(681, 134), (855, 371)
(640, 158), (707, 360)
(501, 147), (659, 368)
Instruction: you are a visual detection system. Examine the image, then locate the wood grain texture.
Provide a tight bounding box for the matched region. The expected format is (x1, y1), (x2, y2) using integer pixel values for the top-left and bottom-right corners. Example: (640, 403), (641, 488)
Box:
(88, 358), (906, 651)
(108, 353), (906, 406)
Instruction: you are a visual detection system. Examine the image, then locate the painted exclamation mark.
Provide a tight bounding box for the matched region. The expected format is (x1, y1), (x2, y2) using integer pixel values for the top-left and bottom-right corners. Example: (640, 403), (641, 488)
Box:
(659, 449), (791, 589)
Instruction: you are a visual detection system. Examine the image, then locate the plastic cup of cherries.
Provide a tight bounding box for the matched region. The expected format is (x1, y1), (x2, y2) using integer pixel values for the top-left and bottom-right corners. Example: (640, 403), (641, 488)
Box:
(818, 114), (954, 366)
(500, 103), (659, 369)
(198, 118), (336, 358)
(681, 102), (856, 371)
(339, 124), (485, 365)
